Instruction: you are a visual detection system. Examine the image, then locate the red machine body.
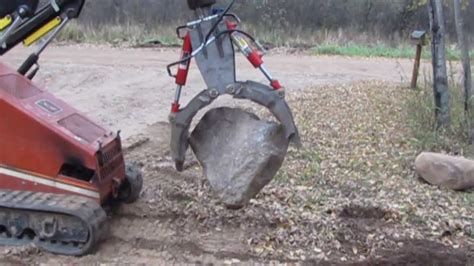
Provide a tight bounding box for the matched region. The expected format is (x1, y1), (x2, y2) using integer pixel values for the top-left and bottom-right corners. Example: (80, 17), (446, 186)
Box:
(0, 0), (142, 256)
(0, 62), (125, 204)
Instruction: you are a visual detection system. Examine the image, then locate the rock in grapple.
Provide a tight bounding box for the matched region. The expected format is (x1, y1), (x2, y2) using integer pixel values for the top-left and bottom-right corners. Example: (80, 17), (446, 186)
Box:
(190, 107), (290, 209)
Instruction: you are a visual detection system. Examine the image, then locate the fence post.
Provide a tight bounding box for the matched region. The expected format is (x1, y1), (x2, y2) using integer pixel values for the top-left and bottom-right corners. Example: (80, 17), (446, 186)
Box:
(410, 31), (427, 89)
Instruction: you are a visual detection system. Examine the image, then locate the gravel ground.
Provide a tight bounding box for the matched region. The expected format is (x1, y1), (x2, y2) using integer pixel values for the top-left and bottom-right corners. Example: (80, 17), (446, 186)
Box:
(2, 81), (472, 265)
(0, 45), (471, 264)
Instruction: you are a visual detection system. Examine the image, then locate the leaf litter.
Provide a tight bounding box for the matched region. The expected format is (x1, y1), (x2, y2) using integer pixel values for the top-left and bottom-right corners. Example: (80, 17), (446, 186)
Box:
(125, 81), (473, 264)
(2, 81), (472, 264)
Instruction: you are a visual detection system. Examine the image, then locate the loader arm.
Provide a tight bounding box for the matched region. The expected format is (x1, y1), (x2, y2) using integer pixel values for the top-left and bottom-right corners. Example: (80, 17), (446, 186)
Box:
(0, 0), (85, 56)
(0, 0), (39, 18)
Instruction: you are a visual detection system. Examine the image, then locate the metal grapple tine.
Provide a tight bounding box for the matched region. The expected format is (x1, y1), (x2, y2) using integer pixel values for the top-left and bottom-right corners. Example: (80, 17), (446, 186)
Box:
(231, 81), (301, 147)
(170, 90), (217, 171)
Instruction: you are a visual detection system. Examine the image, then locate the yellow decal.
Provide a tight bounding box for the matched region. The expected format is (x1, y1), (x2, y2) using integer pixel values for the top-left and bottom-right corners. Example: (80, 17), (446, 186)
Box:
(23, 17), (62, 46)
(236, 35), (249, 50)
(0, 15), (12, 31)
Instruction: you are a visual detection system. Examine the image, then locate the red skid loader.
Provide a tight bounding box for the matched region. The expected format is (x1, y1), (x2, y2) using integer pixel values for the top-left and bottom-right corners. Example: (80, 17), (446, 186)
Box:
(0, 0), (142, 255)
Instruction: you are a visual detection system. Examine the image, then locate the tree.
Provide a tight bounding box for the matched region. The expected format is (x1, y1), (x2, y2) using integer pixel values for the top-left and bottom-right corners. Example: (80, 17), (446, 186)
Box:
(428, 0), (450, 128)
(454, 0), (473, 142)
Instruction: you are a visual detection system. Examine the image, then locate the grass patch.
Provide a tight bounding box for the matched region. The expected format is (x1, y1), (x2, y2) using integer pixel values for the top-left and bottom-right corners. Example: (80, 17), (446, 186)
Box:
(313, 43), (474, 61)
(56, 22), (474, 63)
(57, 22), (180, 46)
(405, 81), (472, 156)
(57, 23), (327, 48)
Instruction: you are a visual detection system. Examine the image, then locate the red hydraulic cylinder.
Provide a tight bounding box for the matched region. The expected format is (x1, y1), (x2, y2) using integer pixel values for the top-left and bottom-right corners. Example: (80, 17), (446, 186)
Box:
(176, 34), (192, 86)
(172, 33), (192, 113)
(226, 21), (282, 90)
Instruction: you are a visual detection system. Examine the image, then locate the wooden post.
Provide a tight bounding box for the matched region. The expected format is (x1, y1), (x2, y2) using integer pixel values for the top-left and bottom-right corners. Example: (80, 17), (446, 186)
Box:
(410, 31), (427, 89)
(411, 44), (423, 89)
(454, 0), (473, 143)
(428, 0), (450, 128)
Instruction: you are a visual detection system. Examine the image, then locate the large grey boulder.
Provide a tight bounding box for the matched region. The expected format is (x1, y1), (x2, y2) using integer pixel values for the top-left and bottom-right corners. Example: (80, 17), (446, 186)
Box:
(190, 107), (290, 209)
(415, 152), (474, 191)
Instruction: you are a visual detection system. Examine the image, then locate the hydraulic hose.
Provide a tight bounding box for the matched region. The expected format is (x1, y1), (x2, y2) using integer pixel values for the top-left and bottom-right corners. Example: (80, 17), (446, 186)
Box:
(167, 0), (238, 77)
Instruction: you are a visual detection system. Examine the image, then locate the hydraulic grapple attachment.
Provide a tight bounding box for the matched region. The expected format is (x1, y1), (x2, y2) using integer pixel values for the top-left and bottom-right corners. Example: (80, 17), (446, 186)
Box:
(168, 0), (300, 190)
(170, 80), (301, 171)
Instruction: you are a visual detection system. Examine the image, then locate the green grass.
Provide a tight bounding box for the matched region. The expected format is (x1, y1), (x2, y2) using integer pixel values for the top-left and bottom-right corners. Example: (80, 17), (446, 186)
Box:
(57, 22), (180, 46)
(57, 23), (474, 62)
(57, 22), (321, 48)
(405, 80), (472, 156)
(313, 43), (474, 61)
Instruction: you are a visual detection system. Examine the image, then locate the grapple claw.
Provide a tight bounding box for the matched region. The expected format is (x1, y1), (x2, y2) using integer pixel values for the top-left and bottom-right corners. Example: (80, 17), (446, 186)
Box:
(169, 8), (300, 172)
(175, 161), (185, 172)
(170, 90), (216, 170)
(232, 81), (301, 147)
(170, 81), (300, 170)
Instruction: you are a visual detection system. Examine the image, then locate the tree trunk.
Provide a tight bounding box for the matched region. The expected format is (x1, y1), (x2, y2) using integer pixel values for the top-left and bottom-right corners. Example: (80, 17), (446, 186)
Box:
(428, 0), (450, 128)
(454, 0), (473, 143)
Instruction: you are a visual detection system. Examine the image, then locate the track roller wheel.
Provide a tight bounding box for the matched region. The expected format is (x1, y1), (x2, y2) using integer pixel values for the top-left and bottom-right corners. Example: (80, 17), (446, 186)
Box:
(118, 163), (143, 204)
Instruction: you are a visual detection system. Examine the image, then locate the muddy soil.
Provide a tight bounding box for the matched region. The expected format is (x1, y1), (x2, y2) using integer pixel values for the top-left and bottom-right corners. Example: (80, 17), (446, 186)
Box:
(0, 46), (471, 264)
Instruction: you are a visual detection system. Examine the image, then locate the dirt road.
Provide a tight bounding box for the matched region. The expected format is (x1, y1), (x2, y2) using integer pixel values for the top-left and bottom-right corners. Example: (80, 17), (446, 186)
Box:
(2, 45), (418, 139)
(1, 46), (471, 265)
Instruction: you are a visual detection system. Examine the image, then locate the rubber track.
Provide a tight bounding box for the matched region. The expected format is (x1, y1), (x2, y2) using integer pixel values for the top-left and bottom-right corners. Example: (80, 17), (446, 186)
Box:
(0, 189), (107, 256)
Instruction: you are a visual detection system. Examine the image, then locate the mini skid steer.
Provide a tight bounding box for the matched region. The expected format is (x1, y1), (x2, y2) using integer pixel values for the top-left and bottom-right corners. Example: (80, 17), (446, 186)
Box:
(0, 0), (143, 256)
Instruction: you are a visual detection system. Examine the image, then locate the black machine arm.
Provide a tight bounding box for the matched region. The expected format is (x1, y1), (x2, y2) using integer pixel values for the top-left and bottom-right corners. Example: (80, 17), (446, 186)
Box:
(0, 0), (39, 18)
(0, 0), (85, 56)
(187, 0), (217, 10)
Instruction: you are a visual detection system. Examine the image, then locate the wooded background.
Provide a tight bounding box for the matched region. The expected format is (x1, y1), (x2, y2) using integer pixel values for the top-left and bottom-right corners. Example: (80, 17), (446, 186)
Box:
(71, 0), (473, 45)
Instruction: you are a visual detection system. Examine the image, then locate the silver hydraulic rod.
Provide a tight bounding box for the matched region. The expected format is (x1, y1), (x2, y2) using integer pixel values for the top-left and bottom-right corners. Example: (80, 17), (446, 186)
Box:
(174, 85), (183, 102)
(259, 65), (274, 83)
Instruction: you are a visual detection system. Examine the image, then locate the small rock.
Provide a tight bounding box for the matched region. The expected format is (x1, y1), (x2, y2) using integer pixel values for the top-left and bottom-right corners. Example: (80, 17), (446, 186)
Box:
(415, 152), (474, 191)
(190, 107), (290, 209)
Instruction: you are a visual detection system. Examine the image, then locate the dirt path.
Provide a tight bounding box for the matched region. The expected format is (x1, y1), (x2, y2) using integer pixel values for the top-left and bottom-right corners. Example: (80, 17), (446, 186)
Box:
(2, 45), (419, 139)
(1, 46), (471, 265)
